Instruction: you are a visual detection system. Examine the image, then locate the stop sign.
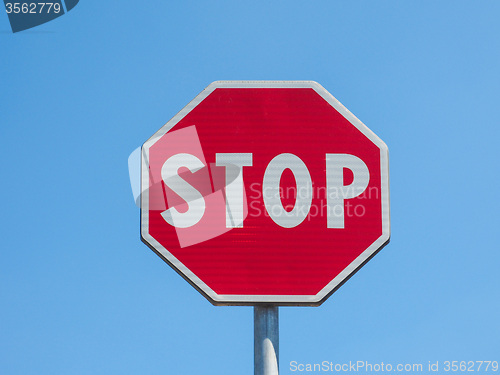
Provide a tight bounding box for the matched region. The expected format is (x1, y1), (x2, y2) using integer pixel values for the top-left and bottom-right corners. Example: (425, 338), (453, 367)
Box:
(141, 81), (390, 305)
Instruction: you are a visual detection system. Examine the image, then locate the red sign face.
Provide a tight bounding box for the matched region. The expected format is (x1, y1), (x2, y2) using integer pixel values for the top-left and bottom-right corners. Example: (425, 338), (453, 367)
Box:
(141, 81), (390, 305)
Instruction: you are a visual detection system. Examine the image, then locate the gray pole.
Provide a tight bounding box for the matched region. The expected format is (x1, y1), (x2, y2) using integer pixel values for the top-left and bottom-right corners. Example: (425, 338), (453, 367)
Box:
(254, 306), (279, 375)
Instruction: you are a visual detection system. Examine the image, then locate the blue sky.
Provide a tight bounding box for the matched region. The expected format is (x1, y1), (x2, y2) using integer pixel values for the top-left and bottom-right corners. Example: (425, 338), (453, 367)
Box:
(1, 1), (499, 374)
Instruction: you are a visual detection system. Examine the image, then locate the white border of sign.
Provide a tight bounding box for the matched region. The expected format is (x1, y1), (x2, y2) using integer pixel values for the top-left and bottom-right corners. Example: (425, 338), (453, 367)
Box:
(141, 81), (390, 306)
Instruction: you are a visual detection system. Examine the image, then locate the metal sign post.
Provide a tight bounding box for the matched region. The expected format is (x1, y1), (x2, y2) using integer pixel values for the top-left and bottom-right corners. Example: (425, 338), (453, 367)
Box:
(254, 306), (279, 375)
(138, 81), (390, 375)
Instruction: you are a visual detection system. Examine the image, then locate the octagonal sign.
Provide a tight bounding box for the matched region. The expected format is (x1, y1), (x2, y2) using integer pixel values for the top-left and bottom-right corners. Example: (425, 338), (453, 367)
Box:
(141, 81), (390, 306)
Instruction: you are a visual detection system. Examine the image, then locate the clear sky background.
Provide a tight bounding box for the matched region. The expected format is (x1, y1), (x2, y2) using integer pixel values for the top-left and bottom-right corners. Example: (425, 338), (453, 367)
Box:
(1, 1), (499, 374)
